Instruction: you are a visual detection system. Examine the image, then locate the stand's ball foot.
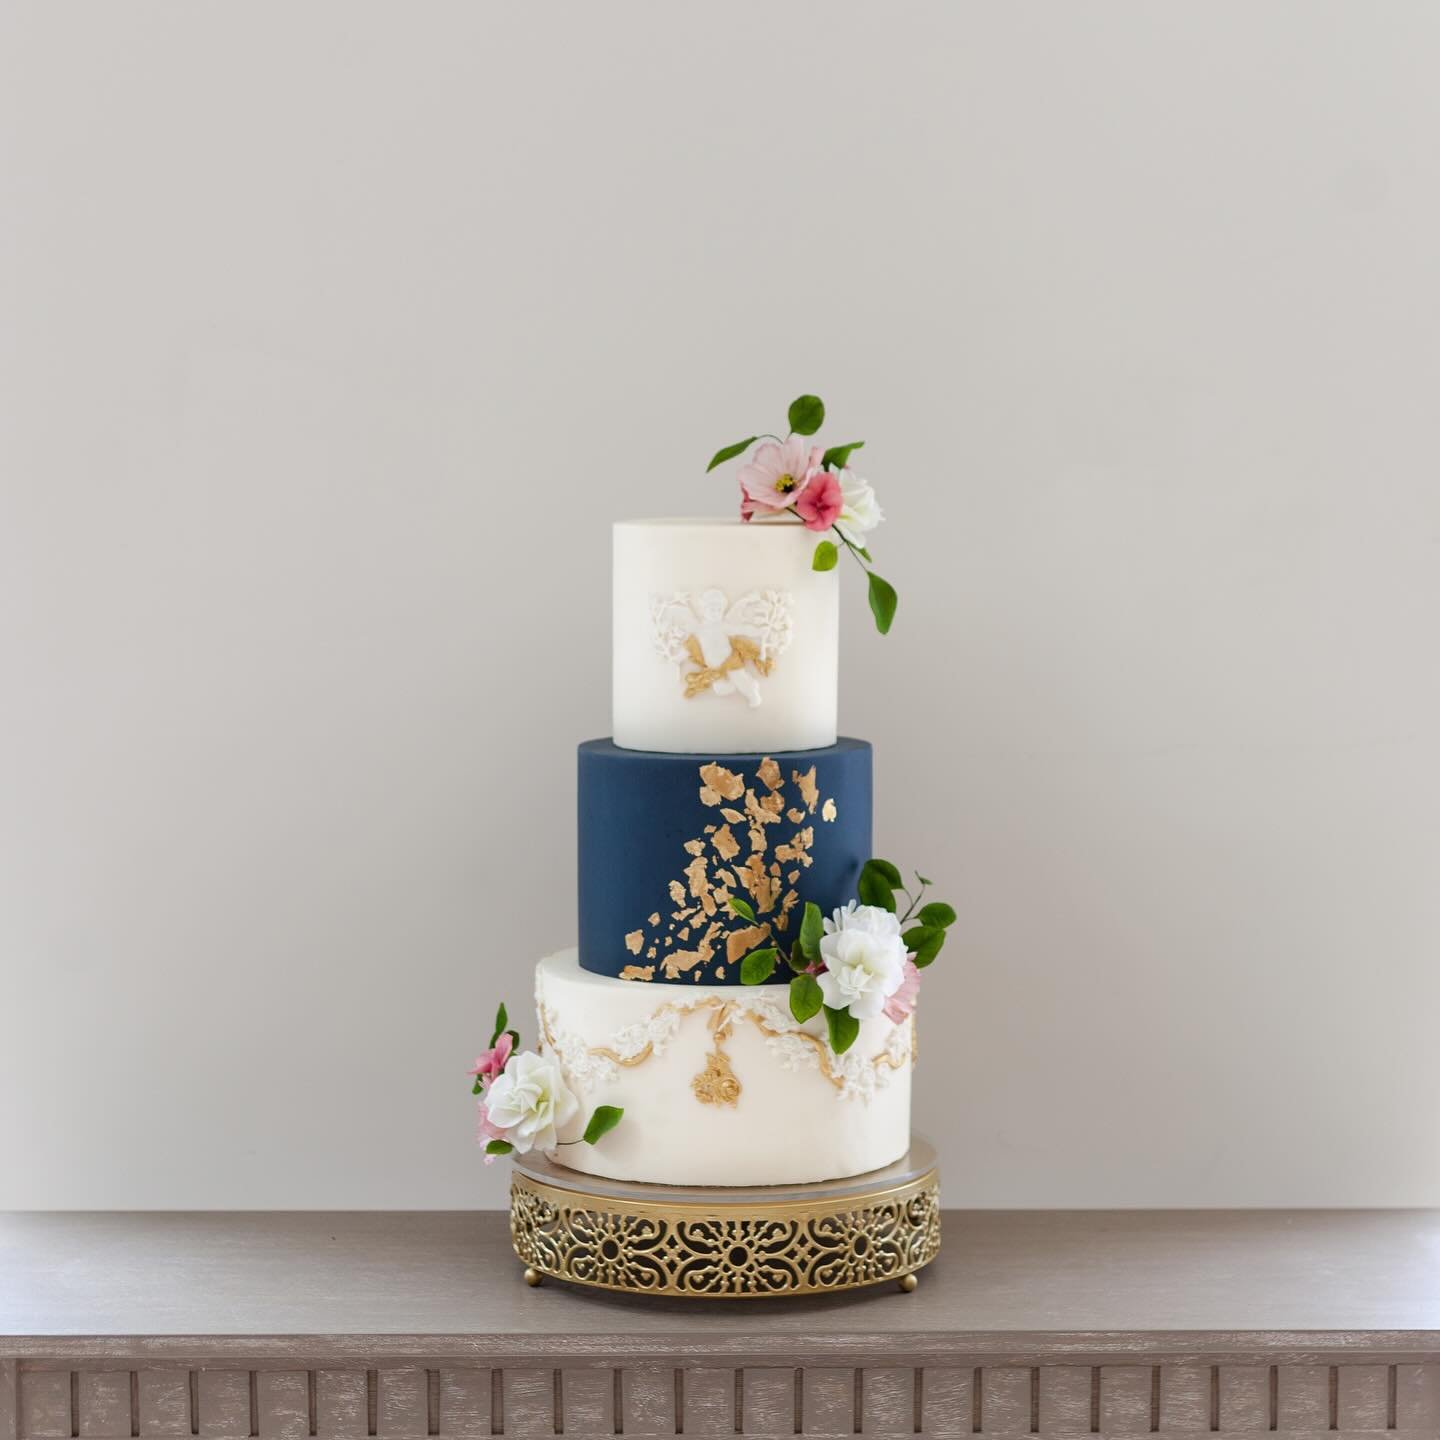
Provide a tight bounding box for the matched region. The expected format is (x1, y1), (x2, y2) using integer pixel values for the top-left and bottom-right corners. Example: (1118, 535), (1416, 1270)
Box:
(523, 1266), (543, 1287)
(897, 1272), (919, 1293)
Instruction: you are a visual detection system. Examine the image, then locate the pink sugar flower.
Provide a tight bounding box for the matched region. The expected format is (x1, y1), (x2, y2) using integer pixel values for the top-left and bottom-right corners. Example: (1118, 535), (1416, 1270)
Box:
(883, 959), (921, 1023)
(477, 1100), (508, 1163)
(467, 1030), (514, 1086)
(737, 436), (823, 516)
(795, 468), (843, 532)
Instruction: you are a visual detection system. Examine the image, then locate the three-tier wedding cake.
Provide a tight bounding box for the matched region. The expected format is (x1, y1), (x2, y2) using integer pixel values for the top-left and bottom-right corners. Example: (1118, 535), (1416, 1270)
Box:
(471, 397), (953, 1192)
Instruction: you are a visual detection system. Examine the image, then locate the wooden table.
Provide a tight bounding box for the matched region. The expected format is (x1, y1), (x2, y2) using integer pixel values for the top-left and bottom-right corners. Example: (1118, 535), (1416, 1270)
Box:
(3, 1211), (1439, 1439)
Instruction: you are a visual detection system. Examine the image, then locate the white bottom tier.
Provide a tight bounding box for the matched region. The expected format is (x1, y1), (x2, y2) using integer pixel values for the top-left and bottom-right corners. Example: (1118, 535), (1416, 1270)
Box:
(534, 948), (913, 1186)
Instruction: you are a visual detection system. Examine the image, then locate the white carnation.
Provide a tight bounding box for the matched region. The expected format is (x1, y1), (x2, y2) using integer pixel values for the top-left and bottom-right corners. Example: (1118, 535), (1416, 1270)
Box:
(817, 926), (907, 1022)
(483, 1050), (579, 1155)
(824, 900), (903, 939)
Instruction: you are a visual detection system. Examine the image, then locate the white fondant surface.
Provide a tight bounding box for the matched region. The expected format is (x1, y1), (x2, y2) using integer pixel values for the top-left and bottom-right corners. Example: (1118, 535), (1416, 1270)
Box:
(613, 519), (839, 754)
(535, 949), (912, 1187)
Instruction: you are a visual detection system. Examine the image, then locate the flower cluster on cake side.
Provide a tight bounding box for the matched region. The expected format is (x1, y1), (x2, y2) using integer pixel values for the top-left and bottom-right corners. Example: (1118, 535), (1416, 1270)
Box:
(468, 1002), (623, 1162)
(706, 393), (896, 635)
(730, 858), (955, 1054)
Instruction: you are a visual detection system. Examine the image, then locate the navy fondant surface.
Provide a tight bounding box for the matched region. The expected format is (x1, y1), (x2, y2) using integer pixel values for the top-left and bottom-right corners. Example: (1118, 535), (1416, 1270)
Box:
(578, 738), (873, 985)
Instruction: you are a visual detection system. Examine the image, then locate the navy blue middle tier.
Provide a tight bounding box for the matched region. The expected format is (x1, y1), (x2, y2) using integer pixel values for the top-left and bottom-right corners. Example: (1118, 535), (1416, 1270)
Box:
(578, 738), (873, 985)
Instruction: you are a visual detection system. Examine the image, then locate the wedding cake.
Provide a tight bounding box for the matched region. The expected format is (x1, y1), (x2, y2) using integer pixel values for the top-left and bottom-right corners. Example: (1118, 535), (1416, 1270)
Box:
(470, 397), (953, 1189)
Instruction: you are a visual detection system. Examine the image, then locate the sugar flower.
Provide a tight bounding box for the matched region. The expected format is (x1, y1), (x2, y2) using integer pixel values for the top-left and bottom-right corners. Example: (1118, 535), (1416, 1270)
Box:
(467, 1030), (514, 1086)
(882, 959), (921, 1023)
(481, 1049), (578, 1156)
(795, 468), (843, 532)
(834, 468), (885, 548)
(737, 436), (823, 516)
(824, 900), (903, 940)
(818, 922), (907, 1021)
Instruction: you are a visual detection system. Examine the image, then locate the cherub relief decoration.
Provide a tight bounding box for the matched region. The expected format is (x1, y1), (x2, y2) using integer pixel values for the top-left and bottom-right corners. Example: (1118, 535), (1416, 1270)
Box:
(651, 587), (793, 706)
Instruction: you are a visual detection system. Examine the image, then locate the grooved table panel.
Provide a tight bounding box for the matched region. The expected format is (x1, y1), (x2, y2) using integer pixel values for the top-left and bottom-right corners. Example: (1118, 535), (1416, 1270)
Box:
(3, 1213), (1439, 1440)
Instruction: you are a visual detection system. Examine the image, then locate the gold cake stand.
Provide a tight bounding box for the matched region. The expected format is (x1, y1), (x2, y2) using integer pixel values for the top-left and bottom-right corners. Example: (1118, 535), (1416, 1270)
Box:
(509, 1137), (939, 1298)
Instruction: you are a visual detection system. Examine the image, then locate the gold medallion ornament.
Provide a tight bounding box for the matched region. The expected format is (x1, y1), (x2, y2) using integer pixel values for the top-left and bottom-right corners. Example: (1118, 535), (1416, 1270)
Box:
(508, 1139), (939, 1299)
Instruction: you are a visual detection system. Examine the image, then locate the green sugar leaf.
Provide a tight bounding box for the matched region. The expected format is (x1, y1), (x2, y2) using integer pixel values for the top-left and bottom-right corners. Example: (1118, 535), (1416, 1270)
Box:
(821, 440), (864, 470)
(740, 947), (778, 985)
(706, 436), (758, 473)
(812, 540), (839, 571)
(790, 973), (823, 1023)
(824, 1004), (860, 1055)
(788, 394), (825, 436)
(484, 1139), (514, 1156)
(902, 925), (946, 968)
(727, 894), (757, 923)
(867, 572), (898, 635)
(582, 1105), (625, 1145)
(799, 900), (824, 961)
(489, 1002), (508, 1049)
(918, 901), (957, 929)
(864, 858), (903, 886)
(857, 869), (896, 912)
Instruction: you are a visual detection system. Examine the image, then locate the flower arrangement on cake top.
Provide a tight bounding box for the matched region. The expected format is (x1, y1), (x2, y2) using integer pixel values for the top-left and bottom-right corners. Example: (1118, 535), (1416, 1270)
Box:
(733, 859), (954, 1054)
(706, 394), (896, 635)
(469, 1003), (623, 1162)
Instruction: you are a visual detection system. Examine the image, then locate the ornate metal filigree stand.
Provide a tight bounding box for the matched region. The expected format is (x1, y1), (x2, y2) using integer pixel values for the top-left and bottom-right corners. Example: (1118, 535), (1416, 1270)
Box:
(509, 1138), (939, 1298)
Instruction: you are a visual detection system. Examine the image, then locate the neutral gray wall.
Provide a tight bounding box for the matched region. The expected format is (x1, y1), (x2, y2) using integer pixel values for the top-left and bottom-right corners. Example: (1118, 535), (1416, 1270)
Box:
(2, 1), (1438, 1209)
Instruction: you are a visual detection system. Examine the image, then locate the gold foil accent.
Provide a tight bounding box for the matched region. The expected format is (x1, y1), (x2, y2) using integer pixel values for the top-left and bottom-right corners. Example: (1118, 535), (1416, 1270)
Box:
(646, 945), (656, 959)
(662, 918), (723, 979)
(712, 824), (740, 861)
(648, 912), (660, 927)
(786, 808), (806, 824)
(775, 827), (814, 867)
(668, 880), (686, 906)
(681, 633), (775, 701)
(725, 922), (772, 965)
(757, 756), (783, 792)
(540, 996), (908, 1097)
(684, 854), (715, 914)
(793, 766), (819, 813)
(620, 964), (655, 981)
(721, 807), (745, 824)
(691, 1046), (742, 1106)
(699, 764), (745, 802)
(625, 930), (644, 955)
(683, 839), (705, 857)
(822, 798), (837, 822)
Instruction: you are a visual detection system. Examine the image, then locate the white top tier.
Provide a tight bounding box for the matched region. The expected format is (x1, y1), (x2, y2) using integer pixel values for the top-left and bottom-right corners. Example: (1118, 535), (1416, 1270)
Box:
(612, 518), (839, 754)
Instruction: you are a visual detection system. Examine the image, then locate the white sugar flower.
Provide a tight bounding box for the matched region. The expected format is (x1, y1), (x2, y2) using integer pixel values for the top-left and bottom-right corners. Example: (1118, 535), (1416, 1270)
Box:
(834, 469), (885, 549)
(817, 926), (907, 1022)
(482, 1050), (579, 1155)
(824, 900), (902, 940)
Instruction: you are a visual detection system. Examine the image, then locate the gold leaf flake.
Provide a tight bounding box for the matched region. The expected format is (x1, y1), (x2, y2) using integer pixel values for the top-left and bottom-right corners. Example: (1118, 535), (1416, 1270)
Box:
(715, 965), (726, 979)
(715, 868), (735, 886)
(786, 808), (806, 824)
(721, 808), (745, 824)
(779, 889), (799, 928)
(677, 925), (690, 941)
(668, 880), (686, 905)
(793, 766), (819, 813)
(699, 763), (745, 802)
(737, 854), (781, 914)
(620, 964), (655, 981)
(699, 787), (721, 806)
(725, 922), (772, 965)
(775, 827), (815, 867)
(788, 870), (800, 884)
(625, 930), (644, 955)
(684, 854), (715, 915)
(756, 756), (783, 792)
(713, 823), (740, 861)
(646, 945), (656, 960)
(821, 798), (837, 823)
(648, 912), (660, 927)
(663, 920), (724, 980)
(683, 839), (705, 857)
